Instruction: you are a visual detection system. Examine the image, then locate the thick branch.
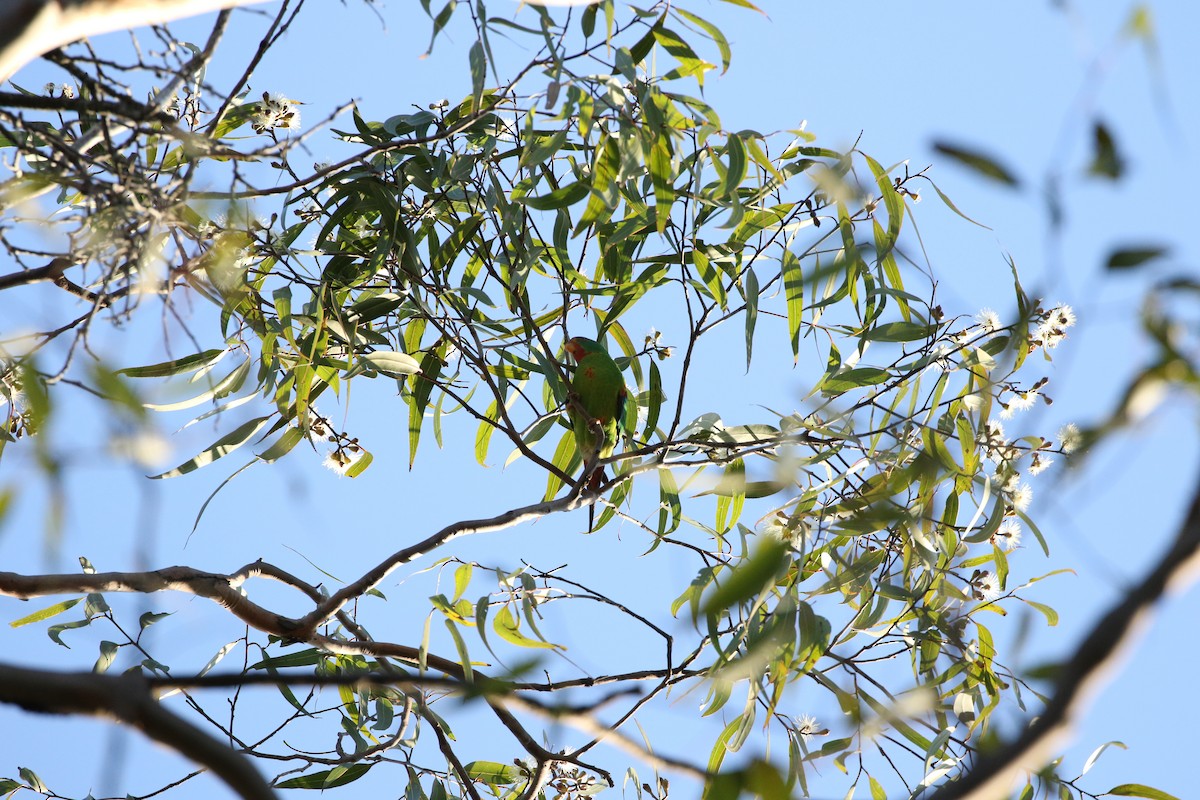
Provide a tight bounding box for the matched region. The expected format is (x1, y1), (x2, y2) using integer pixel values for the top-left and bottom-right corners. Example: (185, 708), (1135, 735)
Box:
(931, 464), (1200, 799)
(0, 257), (69, 292)
(0, 662), (276, 800)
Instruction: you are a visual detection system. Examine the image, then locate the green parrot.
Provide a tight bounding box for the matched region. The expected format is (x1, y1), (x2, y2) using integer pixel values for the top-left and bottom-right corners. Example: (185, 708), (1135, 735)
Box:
(564, 336), (628, 524)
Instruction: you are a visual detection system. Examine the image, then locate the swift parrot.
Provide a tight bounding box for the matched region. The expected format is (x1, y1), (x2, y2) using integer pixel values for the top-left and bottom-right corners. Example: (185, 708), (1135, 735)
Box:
(564, 336), (628, 526)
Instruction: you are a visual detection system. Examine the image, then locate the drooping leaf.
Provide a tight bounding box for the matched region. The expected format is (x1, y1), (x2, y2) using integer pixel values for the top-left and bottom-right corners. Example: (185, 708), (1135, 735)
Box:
(1105, 246), (1168, 271)
(933, 140), (1020, 187)
(275, 764), (373, 790)
(493, 604), (560, 650)
(1088, 120), (1125, 180)
(118, 349), (227, 378)
(151, 416), (270, 479)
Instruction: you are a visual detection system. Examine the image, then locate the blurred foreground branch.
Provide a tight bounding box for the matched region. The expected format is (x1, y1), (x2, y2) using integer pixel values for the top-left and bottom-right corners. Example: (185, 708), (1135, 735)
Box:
(0, 0), (268, 81)
(932, 463), (1200, 799)
(0, 662), (276, 800)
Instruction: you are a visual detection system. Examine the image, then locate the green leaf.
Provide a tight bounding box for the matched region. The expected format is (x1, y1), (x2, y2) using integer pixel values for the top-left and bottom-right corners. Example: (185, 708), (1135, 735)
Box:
(713, 459), (745, 533)
(721, 134), (747, 198)
(431, 213), (485, 274)
(1088, 120), (1125, 180)
(453, 563), (473, 601)
(716, 0), (765, 11)
(463, 761), (525, 787)
(118, 349), (226, 378)
(928, 178), (992, 229)
(674, 8), (731, 73)
(476, 401), (500, 466)
(1020, 597), (1059, 627)
(862, 321), (933, 342)
(344, 449), (373, 478)
(864, 153), (903, 261)
(360, 350), (421, 376)
(94, 640), (119, 673)
(143, 358), (250, 412)
(257, 426), (303, 463)
(708, 715), (749, 773)
(657, 468), (681, 537)
(1080, 741), (1127, 776)
(211, 102), (260, 138)
(821, 367), (890, 394)
(1106, 246), (1168, 271)
(522, 180), (589, 211)
(139, 611), (171, 629)
(742, 759), (790, 800)
(648, 133), (674, 234)
(150, 416), (270, 479)
(274, 764), (373, 790)
(1106, 785), (1181, 800)
(469, 39), (486, 112)
(933, 141), (1020, 187)
(408, 344), (444, 469)
(783, 249), (804, 360)
(743, 266), (758, 370)
(544, 429), (581, 502)
(47, 617), (92, 647)
(10, 598), (82, 628)
(493, 605), (560, 650)
(577, 135), (620, 232)
(702, 771), (743, 800)
(445, 619), (474, 683)
(693, 248), (728, 310)
(700, 537), (787, 617)
(250, 648), (324, 669)
(17, 769), (46, 795)
(644, 359), (664, 437)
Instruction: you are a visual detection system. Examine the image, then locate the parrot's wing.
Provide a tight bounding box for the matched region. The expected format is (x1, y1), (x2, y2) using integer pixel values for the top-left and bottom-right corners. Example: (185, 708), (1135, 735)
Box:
(619, 384), (636, 437)
(572, 351), (625, 456)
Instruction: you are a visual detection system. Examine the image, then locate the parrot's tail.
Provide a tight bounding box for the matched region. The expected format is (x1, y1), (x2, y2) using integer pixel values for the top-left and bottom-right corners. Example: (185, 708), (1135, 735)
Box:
(583, 467), (608, 532)
(585, 467), (607, 492)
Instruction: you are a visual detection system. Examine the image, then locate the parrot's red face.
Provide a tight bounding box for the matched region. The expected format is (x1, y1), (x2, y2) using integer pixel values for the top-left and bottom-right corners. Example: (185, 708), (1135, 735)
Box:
(564, 337), (591, 361)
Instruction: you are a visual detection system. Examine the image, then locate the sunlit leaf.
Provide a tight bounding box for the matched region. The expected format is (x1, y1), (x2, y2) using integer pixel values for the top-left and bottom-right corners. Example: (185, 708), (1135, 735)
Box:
(463, 761), (525, 787)
(150, 416), (270, 479)
(360, 350), (421, 376)
(1106, 785), (1182, 800)
(493, 605), (561, 650)
(118, 349), (227, 379)
(10, 598), (82, 628)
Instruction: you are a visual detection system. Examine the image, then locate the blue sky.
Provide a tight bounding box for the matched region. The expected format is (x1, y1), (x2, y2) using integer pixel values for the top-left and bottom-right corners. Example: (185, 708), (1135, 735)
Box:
(2, 1), (1198, 798)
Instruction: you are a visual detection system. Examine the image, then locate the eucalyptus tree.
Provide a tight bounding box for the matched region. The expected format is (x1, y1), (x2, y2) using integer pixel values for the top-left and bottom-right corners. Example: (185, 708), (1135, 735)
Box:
(0, 3), (1173, 800)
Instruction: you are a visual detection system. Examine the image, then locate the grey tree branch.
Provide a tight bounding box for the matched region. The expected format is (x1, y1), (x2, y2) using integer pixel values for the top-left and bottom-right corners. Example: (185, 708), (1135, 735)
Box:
(931, 463), (1200, 800)
(0, 662), (276, 800)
